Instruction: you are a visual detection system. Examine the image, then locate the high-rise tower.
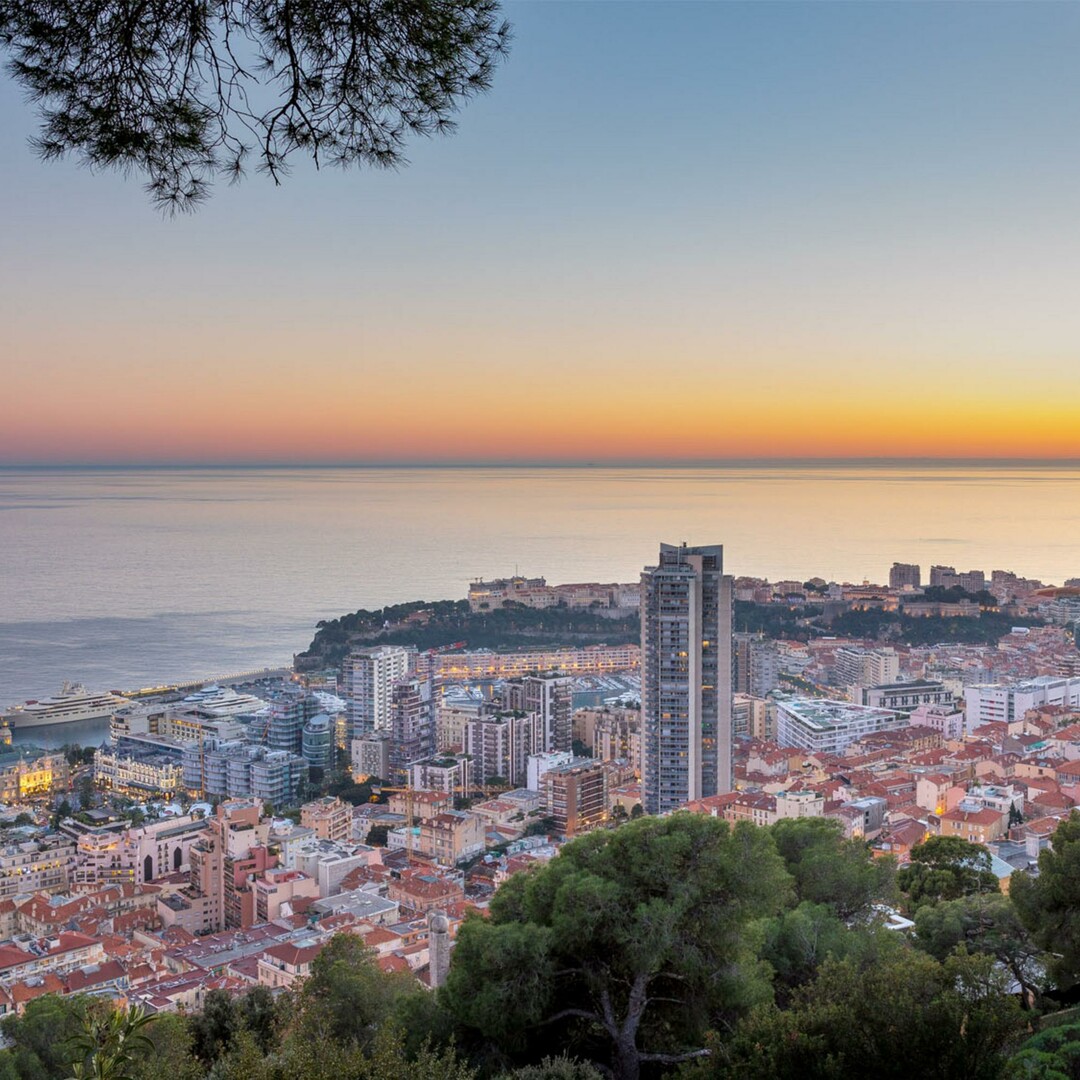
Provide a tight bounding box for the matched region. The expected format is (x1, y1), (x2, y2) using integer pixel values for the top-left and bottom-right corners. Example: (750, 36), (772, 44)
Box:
(640, 543), (733, 814)
(344, 645), (411, 741)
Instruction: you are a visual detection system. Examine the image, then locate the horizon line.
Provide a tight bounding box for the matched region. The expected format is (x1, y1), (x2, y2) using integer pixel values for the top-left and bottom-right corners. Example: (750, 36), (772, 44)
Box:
(4, 456), (1080, 470)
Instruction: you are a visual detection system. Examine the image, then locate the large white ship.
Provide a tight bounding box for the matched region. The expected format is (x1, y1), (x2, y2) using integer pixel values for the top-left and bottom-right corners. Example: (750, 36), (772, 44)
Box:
(2, 682), (129, 729)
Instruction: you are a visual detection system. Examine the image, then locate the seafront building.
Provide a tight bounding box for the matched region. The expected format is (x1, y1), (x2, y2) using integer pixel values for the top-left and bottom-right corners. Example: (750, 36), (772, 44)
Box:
(433, 645), (639, 681)
(640, 542), (734, 814)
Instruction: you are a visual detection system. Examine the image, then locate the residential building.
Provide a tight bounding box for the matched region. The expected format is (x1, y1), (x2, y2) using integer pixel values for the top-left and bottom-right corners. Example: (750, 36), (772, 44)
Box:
(502, 673), (574, 754)
(733, 694), (768, 740)
(938, 801), (1006, 844)
(834, 647), (899, 691)
(862, 679), (954, 716)
(640, 542), (734, 814)
(287, 837), (377, 896)
(465, 709), (542, 788)
(266, 687), (310, 755)
(257, 938), (325, 990)
(775, 697), (906, 755)
(159, 799), (274, 934)
(435, 700), (482, 752)
(301, 714), (334, 771)
(351, 732), (391, 781)
(543, 758), (609, 837)
(344, 646), (411, 740)
(734, 634), (780, 697)
(300, 796), (352, 843)
(184, 739), (307, 803)
(592, 709), (642, 774)
(0, 835), (76, 899)
(387, 677), (435, 783)
(409, 755), (472, 796)
(774, 790), (825, 819)
(910, 703), (965, 740)
(527, 751), (574, 792)
(388, 810), (484, 865)
(964, 677), (1080, 734)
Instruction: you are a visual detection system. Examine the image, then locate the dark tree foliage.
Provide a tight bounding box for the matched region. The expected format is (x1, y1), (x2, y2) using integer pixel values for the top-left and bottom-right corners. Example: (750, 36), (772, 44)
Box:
(770, 817), (895, 920)
(701, 949), (1025, 1080)
(1006, 1021), (1080, 1079)
(443, 813), (791, 1080)
(1012, 812), (1080, 993)
(914, 893), (1045, 1008)
(301, 599), (640, 669)
(896, 835), (1000, 909)
(0, 0), (510, 210)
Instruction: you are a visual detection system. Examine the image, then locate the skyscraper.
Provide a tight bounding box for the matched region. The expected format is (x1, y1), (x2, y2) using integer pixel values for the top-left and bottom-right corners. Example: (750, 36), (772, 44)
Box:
(344, 646), (411, 741)
(640, 543), (733, 815)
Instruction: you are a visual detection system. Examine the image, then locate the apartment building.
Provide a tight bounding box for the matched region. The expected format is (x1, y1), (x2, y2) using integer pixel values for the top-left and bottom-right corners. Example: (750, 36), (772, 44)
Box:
(640, 542), (734, 813)
(543, 758), (609, 837)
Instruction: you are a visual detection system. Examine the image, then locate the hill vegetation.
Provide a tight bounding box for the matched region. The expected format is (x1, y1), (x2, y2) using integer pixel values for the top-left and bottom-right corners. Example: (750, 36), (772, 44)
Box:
(296, 600), (639, 669)
(12, 811), (1080, 1080)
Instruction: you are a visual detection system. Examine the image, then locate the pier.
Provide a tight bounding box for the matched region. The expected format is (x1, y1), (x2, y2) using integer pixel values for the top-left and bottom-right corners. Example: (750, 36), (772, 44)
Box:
(120, 666), (293, 698)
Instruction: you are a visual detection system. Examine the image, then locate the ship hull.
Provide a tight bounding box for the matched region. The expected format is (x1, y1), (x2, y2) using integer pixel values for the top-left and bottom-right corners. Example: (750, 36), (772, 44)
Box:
(3, 707), (120, 730)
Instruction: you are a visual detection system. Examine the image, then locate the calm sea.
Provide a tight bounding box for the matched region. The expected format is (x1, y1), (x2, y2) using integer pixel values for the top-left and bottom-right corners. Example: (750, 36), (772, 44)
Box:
(2, 465), (1079, 740)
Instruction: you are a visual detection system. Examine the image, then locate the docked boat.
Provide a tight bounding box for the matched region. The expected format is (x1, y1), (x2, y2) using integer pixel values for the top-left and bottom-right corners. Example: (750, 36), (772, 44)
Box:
(2, 682), (129, 729)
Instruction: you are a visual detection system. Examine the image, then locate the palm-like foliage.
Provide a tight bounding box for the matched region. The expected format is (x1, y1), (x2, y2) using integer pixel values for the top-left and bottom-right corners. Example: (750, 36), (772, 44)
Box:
(67, 1005), (157, 1080)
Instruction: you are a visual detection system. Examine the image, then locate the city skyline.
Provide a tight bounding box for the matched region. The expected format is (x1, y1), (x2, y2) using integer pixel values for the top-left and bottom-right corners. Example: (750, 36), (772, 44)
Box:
(4, 2), (1080, 464)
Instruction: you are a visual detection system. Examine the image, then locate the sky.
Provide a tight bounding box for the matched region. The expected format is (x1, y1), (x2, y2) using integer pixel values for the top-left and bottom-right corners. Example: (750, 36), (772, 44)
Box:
(3, 1), (1080, 465)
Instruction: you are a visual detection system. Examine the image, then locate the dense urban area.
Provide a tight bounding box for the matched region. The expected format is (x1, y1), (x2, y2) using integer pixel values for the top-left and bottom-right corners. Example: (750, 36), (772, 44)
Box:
(3, 552), (1080, 1078)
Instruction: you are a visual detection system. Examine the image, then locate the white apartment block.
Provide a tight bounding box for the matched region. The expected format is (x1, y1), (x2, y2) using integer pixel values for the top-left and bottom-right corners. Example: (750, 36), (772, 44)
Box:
(964, 676), (1080, 734)
(344, 646), (411, 739)
(776, 697), (906, 756)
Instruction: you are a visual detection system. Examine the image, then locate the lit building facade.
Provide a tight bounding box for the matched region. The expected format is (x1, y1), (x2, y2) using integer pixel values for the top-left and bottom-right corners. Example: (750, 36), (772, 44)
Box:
(344, 646), (411, 740)
(640, 543), (734, 814)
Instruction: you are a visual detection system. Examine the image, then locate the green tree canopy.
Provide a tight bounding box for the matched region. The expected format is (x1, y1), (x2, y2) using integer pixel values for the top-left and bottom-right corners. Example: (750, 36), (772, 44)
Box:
(897, 835), (1000, 909)
(0, 0), (510, 210)
(1012, 812), (1080, 992)
(0, 993), (89, 1080)
(291, 933), (416, 1050)
(703, 948), (1025, 1080)
(443, 813), (792, 1080)
(770, 817), (895, 919)
(914, 893), (1045, 1007)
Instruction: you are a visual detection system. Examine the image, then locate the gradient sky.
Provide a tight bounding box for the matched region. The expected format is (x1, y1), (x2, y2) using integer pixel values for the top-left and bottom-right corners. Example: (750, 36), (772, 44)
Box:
(3, 1), (1080, 464)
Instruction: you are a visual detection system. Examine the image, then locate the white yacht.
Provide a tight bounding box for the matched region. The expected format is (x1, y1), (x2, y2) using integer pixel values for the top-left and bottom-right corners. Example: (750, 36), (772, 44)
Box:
(179, 685), (268, 717)
(3, 682), (130, 729)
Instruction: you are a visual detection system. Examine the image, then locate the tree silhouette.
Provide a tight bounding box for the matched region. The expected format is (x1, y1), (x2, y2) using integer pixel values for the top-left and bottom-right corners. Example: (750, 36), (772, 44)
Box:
(0, 0), (510, 210)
